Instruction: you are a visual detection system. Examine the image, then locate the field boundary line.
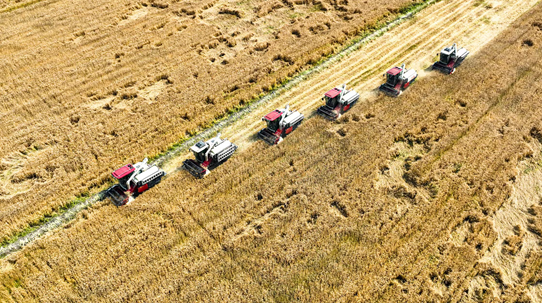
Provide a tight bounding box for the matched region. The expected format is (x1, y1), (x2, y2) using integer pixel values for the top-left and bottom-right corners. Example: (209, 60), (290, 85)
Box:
(0, 0), (441, 258)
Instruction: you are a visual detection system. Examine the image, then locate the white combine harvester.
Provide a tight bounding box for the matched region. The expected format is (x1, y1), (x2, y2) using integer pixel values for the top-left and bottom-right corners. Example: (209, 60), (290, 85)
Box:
(183, 133), (237, 178)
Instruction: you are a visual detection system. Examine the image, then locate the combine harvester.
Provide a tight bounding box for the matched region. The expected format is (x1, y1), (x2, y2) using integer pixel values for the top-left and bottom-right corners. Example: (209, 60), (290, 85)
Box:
(432, 43), (469, 74)
(258, 105), (304, 145)
(183, 133), (237, 178)
(317, 84), (360, 120)
(108, 158), (166, 206)
(379, 63), (418, 97)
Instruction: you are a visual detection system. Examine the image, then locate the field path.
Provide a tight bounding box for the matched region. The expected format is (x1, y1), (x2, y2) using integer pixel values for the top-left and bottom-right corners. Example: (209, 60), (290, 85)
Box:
(163, 0), (539, 172)
(0, 0), (538, 258)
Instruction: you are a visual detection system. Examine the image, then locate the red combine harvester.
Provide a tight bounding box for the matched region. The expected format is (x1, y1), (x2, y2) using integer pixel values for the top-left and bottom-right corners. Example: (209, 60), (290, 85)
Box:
(379, 63), (418, 97)
(432, 43), (469, 74)
(317, 84), (360, 120)
(258, 105), (304, 145)
(183, 133), (237, 178)
(108, 158), (165, 206)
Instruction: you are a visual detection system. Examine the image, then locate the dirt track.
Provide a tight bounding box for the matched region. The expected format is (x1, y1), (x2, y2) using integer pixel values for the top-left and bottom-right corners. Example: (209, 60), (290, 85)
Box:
(165, 0), (539, 172)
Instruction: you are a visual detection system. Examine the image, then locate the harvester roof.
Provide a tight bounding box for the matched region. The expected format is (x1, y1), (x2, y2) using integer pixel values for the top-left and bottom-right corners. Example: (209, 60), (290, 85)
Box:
(112, 164), (135, 179)
(442, 47), (454, 55)
(263, 110), (283, 122)
(190, 141), (208, 153)
(325, 88), (341, 98)
(387, 67), (402, 75)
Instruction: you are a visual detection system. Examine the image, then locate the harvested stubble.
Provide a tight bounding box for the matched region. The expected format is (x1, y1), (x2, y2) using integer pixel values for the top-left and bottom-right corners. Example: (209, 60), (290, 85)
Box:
(0, 0), (427, 242)
(3, 2), (542, 302)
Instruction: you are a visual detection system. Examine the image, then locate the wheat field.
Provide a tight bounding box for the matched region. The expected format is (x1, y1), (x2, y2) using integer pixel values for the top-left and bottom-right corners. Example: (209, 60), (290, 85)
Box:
(2, 1), (542, 302)
(0, 0), (422, 242)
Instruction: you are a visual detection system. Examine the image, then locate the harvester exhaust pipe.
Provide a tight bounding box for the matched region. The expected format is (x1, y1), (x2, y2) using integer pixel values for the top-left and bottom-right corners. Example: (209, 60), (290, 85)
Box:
(279, 105), (290, 125)
(125, 158), (148, 189)
(339, 84), (346, 102)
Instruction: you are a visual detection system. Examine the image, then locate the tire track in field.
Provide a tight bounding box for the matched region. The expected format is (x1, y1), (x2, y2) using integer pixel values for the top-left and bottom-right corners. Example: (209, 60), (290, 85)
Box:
(164, 0), (537, 174)
(160, 0), (449, 172)
(163, 0), (465, 171)
(290, 0), (468, 107)
(297, 0), (480, 112)
(222, 0), (531, 151)
(215, 0), (469, 146)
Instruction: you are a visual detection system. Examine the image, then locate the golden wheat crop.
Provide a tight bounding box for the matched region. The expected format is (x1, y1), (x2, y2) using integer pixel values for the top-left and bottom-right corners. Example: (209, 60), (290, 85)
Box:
(0, 0), (424, 242)
(2, 1), (542, 302)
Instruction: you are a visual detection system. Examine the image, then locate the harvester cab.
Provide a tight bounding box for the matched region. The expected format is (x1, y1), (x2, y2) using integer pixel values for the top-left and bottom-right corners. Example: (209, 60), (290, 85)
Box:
(108, 158), (165, 206)
(183, 133), (237, 178)
(379, 63), (417, 97)
(317, 84), (360, 120)
(258, 104), (304, 145)
(433, 43), (469, 74)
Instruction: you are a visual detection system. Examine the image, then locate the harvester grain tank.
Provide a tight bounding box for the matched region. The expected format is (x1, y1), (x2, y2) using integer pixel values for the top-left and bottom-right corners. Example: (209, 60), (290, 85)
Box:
(379, 63), (418, 97)
(258, 105), (304, 145)
(432, 43), (469, 74)
(183, 133), (237, 178)
(108, 158), (165, 206)
(317, 84), (360, 120)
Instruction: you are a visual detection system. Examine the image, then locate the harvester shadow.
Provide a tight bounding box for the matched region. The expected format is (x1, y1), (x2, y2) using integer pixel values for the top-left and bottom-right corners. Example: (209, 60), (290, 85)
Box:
(249, 132), (261, 143)
(174, 165), (188, 174)
(173, 162), (230, 177)
(307, 110), (320, 119)
(371, 87), (394, 99)
(424, 66), (434, 73)
(371, 87), (381, 94)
